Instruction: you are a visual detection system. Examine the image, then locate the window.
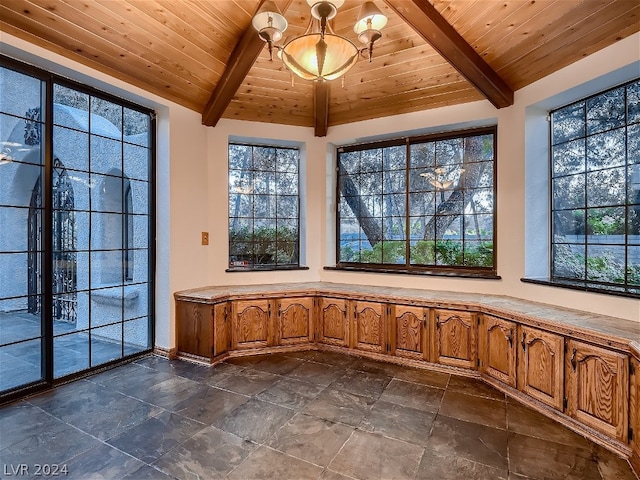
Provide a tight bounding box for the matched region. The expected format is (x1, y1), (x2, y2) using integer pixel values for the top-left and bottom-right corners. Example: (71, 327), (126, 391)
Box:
(228, 143), (300, 270)
(550, 78), (640, 295)
(337, 127), (496, 277)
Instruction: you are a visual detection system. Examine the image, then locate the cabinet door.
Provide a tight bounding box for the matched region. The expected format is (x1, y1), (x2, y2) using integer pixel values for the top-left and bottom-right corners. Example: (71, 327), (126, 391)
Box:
(319, 298), (349, 347)
(278, 297), (314, 345)
(213, 302), (230, 357)
(176, 300), (212, 359)
(630, 354), (640, 473)
(390, 305), (428, 360)
(479, 315), (516, 387)
(565, 339), (629, 442)
(517, 325), (564, 411)
(352, 301), (386, 354)
(433, 309), (477, 369)
(232, 299), (271, 350)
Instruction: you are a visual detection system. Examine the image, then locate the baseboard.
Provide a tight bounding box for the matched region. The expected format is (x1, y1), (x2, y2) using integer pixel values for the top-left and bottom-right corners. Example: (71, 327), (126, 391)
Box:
(153, 345), (178, 359)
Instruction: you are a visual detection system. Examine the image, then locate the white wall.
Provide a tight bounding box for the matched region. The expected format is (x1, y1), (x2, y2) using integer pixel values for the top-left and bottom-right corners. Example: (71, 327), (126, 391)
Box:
(2, 30), (638, 354)
(206, 119), (323, 284)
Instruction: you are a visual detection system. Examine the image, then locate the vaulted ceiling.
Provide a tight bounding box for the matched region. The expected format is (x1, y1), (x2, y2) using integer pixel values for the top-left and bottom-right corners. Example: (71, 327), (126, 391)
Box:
(1, 0), (638, 136)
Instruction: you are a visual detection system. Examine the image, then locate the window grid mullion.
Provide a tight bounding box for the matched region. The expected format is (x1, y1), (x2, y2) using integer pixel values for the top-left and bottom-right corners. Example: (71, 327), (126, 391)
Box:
(337, 128), (496, 275)
(551, 77), (638, 294)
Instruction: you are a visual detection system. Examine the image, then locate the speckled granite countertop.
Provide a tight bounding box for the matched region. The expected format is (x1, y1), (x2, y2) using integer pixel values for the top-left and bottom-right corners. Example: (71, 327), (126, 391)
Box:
(175, 282), (640, 349)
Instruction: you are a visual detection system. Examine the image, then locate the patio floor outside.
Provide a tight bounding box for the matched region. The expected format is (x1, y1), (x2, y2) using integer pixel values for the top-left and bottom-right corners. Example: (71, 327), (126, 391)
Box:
(0, 311), (146, 393)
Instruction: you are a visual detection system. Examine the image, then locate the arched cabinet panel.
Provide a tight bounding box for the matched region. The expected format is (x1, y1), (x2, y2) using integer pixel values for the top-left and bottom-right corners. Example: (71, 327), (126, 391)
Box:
(232, 299), (271, 350)
(319, 297), (349, 347)
(391, 305), (428, 361)
(352, 301), (386, 354)
(565, 339), (629, 442)
(433, 309), (477, 369)
(278, 298), (314, 345)
(479, 315), (516, 387)
(517, 325), (564, 411)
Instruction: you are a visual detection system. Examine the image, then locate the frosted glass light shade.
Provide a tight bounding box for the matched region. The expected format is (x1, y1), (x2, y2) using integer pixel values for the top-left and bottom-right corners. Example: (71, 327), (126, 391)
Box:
(307, 0), (344, 20)
(306, 0), (345, 9)
(354, 1), (387, 34)
(281, 33), (358, 81)
(252, 1), (288, 34)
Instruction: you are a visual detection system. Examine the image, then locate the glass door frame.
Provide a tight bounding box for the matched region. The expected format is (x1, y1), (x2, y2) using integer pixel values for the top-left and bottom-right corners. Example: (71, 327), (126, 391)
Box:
(0, 55), (156, 404)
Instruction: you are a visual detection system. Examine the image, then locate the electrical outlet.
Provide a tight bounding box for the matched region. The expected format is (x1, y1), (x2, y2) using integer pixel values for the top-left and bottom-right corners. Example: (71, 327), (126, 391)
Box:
(201, 232), (209, 245)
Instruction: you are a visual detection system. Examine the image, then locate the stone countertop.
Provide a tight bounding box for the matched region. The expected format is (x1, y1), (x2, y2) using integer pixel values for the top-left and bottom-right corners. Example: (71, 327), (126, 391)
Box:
(174, 282), (640, 347)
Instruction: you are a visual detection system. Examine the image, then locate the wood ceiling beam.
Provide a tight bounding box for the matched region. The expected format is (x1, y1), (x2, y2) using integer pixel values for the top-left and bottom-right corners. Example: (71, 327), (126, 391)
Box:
(383, 0), (514, 108)
(314, 81), (330, 137)
(202, 0), (293, 127)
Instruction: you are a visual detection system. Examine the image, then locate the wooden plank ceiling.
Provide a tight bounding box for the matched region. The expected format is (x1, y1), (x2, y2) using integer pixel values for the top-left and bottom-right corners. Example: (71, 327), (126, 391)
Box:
(1, 0), (638, 136)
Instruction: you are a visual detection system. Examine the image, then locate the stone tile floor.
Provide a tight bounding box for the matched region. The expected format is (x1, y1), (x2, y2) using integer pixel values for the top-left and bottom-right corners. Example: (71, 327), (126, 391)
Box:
(0, 350), (637, 480)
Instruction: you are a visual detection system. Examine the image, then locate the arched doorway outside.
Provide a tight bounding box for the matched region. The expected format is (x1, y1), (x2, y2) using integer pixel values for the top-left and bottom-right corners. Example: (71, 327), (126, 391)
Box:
(28, 158), (77, 323)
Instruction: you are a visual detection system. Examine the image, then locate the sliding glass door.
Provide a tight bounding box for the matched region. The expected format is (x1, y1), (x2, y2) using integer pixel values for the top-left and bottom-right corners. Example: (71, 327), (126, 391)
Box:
(0, 58), (154, 399)
(0, 65), (46, 392)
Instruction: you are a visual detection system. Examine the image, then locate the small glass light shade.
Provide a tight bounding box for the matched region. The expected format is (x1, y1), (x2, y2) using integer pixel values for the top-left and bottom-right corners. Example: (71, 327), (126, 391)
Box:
(308, 0), (344, 21)
(281, 33), (358, 81)
(252, 1), (288, 34)
(354, 1), (387, 34)
(306, 0), (345, 10)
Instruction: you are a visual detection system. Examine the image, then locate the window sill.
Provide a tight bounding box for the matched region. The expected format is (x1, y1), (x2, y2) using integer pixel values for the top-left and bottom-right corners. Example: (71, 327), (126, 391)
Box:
(226, 265), (309, 273)
(521, 277), (640, 299)
(325, 265), (501, 280)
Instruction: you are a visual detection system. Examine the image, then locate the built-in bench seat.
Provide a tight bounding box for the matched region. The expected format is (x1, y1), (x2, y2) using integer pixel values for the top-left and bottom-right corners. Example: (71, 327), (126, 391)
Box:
(173, 282), (640, 475)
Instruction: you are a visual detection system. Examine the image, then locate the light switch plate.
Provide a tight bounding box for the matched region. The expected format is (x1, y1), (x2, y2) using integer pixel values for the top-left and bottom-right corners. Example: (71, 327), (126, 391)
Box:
(201, 232), (209, 245)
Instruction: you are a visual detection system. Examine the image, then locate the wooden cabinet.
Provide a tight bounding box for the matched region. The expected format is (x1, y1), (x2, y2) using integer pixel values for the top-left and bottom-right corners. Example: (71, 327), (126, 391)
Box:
(231, 299), (273, 350)
(565, 339), (629, 442)
(176, 300), (212, 359)
(432, 309), (477, 369)
(277, 297), (314, 345)
(390, 305), (428, 361)
(176, 300), (229, 361)
(517, 325), (564, 411)
(351, 301), (386, 354)
(630, 351), (639, 474)
(479, 315), (516, 388)
(318, 297), (349, 347)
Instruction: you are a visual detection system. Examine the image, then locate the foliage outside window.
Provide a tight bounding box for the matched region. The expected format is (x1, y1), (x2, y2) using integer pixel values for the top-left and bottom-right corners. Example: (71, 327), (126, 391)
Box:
(228, 144), (300, 270)
(550, 78), (640, 295)
(337, 127), (496, 276)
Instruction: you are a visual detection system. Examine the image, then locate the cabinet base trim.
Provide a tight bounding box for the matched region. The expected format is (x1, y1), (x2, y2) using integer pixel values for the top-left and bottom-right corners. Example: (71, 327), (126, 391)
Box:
(482, 375), (633, 459)
(154, 346), (178, 359)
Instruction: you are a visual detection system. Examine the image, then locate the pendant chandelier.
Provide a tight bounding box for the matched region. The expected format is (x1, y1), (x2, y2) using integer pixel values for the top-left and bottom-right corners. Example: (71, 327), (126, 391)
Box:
(252, 0), (388, 82)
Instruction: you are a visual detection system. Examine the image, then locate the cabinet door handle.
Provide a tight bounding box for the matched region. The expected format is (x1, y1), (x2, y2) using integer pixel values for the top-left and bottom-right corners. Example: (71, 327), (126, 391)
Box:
(506, 329), (513, 348)
(570, 348), (577, 371)
(521, 332), (526, 351)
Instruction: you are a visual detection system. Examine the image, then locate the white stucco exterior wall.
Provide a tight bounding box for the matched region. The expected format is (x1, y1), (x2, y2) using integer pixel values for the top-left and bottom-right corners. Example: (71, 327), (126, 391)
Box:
(1, 30), (638, 354)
